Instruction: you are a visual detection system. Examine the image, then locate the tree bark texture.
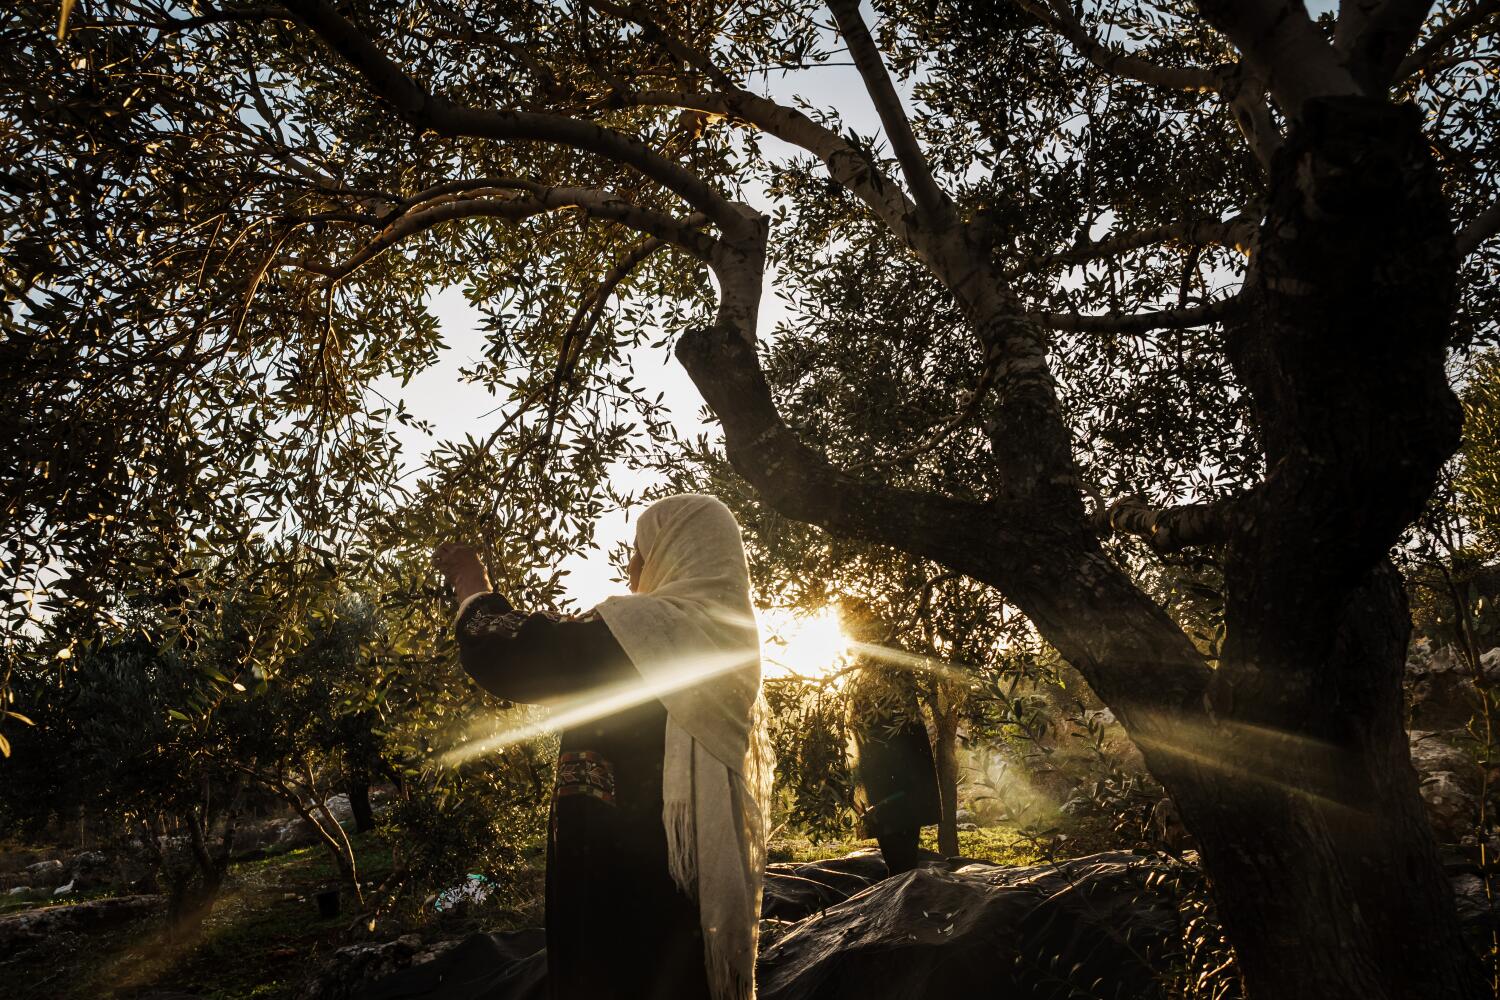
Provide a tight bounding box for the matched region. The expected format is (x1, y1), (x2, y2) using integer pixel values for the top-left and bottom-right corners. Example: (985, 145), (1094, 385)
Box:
(347, 774), (376, 834)
(1197, 97), (1481, 998)
(931, 692), (962, 858)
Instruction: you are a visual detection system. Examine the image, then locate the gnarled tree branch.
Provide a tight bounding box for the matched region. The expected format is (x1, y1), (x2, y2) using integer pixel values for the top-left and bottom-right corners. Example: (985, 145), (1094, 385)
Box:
(283, 184), (713, 284)
(1219, 62), (1282, 170)
(613, 89), (925, 251)
(1007, 214), (1257, 277)
(1014, 0), (1220, 92)
(1096, 494), (1245, 552)
(1335, 0), (1387, 54)
(1038, 295), (1243, 335)
(575, 0), (939, 249)
(671, 214), (1017, 576)
(675, 322), (1000, 571)
(1397, 0), (1500, 80)
(277, 0), (748, 235)
(1336, 0), (1438, 91)
(1457, 196), (1500, 257)
(1014, 1), (1282, 169)
(289, 194), (547, 282)
(826, 0), (954, 225)
(676, 318), (1213, 730)
(573, 3), (933, 243)
(1195, 0), (1362, 113)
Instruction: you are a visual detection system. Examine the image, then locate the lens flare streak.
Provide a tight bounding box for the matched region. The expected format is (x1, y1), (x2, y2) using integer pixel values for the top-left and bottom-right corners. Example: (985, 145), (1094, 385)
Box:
(846, 641), (978, 687)
(1130, 715), (1366, 816)
(438, 648), (758, 767)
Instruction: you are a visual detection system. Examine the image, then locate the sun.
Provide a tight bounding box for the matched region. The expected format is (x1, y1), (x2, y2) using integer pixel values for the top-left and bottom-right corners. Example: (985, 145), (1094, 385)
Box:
(760, 606), (851, 680)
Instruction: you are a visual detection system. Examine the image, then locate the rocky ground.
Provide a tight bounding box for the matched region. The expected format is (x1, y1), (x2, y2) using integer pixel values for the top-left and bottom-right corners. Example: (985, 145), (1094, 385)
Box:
(5, 816), (1498, 999)
(0, 826), (410, 1000)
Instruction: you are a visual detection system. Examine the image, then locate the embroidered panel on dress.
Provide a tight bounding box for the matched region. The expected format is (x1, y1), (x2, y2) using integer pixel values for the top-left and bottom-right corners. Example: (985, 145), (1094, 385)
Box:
(462, 603), (566, 642)
(555, 750), (617, 806)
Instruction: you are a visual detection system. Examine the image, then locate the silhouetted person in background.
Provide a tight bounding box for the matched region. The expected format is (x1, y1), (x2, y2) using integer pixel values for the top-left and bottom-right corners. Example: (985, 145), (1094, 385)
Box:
(841, 602), (941, 875)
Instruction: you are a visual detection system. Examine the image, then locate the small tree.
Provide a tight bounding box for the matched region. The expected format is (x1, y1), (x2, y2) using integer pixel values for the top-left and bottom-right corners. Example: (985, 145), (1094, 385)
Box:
(2, 636), (246, 927)
(762, 672), (858, 844)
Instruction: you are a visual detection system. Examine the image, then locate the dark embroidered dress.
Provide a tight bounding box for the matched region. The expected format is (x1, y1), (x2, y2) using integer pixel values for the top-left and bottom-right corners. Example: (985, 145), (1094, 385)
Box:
(456, 593), (712, 1000)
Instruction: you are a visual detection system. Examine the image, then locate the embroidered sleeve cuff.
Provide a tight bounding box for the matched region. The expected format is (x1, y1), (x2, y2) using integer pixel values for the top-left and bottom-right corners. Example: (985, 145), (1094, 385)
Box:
(455, 591), (491, 626)
(456, 593), (535, 646)
(455, 591), (515, 629)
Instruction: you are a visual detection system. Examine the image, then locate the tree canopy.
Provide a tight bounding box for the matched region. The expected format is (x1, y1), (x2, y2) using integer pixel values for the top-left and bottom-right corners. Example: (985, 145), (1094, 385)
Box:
(6, 1), (1491, 650)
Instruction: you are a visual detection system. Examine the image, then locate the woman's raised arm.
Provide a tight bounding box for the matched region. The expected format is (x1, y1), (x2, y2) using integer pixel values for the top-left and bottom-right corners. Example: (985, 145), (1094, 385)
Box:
(455, 593), (639, 705)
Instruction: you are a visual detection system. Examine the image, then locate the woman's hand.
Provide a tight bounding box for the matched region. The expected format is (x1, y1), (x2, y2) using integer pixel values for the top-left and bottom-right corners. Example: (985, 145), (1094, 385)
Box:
(432, 542), (492, 604)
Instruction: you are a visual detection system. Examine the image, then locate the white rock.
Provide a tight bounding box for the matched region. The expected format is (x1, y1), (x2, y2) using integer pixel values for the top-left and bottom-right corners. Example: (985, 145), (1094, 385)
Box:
(1420, 771), (1477, 839)
(1430, 645), (1465, 674)
(276, 818), (314, 845)
(1408, 731), (1475, 780)
(7, 886), (30, 896)
(322, 793), (354, 825)
(52, 879), (75, 896)
(433, 875), (495, 912)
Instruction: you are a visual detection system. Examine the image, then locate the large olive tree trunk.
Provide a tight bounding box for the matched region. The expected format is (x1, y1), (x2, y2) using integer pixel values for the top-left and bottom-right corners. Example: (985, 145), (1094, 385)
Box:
(1173, 563), (1480, 998)
(1177, 96), (1479, 997)
(677, 94), (1485, 997)
(346, 768), (377, 834)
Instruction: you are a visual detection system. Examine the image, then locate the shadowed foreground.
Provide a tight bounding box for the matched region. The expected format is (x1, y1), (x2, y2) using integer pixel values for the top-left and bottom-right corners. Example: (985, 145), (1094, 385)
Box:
(314, 848), (1497, 1000)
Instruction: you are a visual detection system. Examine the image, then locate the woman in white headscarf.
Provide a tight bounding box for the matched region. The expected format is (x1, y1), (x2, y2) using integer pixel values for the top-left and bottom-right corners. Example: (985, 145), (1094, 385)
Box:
(434, 494), (773, 1000)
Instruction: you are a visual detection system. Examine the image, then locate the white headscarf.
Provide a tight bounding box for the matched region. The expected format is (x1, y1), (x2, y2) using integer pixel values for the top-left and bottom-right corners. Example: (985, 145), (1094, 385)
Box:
(594, 494), (774, 1000)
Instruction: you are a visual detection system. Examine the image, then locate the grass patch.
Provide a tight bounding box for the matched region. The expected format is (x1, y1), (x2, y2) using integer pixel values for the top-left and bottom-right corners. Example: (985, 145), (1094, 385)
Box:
(919, 826), (1052, 866)
(0, 884), (122, 916)
(765, 835), (873, 864)
(768, 824), (1049, 868)
(3, 832), (411, 1000)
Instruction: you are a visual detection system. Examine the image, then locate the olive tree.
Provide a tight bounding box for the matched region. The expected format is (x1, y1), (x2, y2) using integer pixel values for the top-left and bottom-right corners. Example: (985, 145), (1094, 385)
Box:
(6, 0), (1500, 995)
